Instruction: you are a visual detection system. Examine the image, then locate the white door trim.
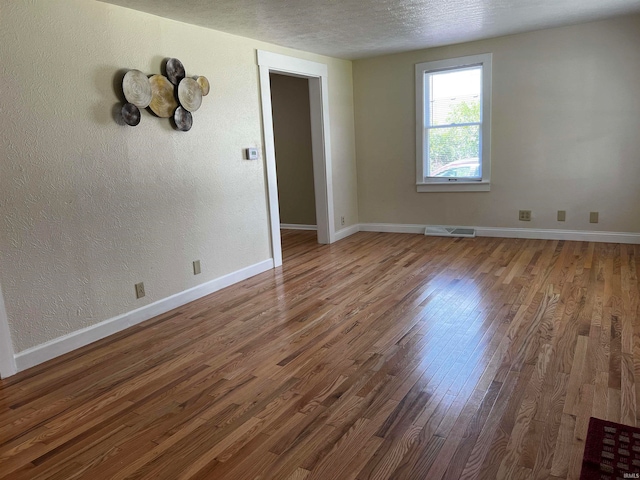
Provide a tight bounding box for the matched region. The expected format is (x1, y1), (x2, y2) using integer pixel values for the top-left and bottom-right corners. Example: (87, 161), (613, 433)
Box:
(0, 282), (17, 378)
(257, 50), (335, 267)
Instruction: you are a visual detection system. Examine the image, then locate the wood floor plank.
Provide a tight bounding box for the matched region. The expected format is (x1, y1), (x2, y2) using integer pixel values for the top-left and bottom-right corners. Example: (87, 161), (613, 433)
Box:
(1, 232), (638, 479)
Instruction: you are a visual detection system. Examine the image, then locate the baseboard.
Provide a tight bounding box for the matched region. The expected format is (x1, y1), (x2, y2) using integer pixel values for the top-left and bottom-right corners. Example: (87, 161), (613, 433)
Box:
(280, 224), (317, 231)
(13, 258), (275, 373)
(334, 224), (360, 241)
(359, 223), (640, 244)
(359, 223), (425, 234)
(475, 227), (640, 243)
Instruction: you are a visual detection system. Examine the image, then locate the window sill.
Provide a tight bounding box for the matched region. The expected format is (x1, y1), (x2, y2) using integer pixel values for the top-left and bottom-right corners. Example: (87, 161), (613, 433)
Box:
(416, 181), (491, 192)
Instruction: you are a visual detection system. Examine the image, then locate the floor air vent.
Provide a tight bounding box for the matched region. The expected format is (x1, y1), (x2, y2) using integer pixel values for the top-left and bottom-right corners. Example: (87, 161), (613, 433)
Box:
(424, 226), (476, 238)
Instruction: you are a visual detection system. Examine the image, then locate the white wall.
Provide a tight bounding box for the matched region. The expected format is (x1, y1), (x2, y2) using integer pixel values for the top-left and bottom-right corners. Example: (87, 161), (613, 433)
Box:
(353, 16), (640, 232)
(0, 0), (357, 356)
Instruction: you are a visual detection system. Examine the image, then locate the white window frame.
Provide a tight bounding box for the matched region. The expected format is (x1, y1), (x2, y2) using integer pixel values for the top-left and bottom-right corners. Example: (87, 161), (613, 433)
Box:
(416, 53), (492, 192)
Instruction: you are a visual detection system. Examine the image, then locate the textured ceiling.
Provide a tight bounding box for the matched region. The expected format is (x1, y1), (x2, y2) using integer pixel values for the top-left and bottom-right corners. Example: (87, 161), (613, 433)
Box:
(101, 0), (640, 59)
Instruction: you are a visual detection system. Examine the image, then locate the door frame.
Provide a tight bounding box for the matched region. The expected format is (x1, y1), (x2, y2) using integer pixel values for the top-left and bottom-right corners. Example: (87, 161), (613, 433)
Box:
(0, 283), (16, 378)
(257, 50), (335, 267)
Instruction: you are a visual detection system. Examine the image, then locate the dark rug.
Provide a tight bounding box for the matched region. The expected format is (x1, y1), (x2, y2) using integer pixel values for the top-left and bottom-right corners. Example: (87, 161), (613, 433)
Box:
(581, 417), (640, 479)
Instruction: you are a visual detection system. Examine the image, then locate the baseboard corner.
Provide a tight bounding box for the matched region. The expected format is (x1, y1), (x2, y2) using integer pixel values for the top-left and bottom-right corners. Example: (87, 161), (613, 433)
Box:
(334, 224), (360, 241)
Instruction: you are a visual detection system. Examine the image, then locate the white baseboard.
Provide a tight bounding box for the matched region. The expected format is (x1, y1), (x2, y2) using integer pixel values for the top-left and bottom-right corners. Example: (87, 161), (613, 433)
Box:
(280, 224), (317, 231)
(280, 223), (358, 241)
(358, 223), (640, 244)
(13, 259), (274, 373)
(334, 224), (360, 241)
(474, 227), (640, 244)
(359, 223), (425, 234)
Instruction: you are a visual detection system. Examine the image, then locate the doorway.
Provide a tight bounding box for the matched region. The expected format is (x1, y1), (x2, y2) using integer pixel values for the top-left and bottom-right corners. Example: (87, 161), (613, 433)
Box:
(257, 51), (335, 268)
(269, 73), (317, 233)
(0, 285), (16, 378)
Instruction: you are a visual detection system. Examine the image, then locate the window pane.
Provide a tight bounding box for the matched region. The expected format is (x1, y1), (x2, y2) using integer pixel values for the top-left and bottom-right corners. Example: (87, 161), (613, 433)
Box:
(428, 67), (481, 126)
(427, 125), (480, 177)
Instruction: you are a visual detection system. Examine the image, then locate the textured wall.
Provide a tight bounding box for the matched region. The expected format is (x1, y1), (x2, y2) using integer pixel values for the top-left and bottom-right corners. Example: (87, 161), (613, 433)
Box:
(0, 0), (357, 353)
(270, 74), (317, 226)
(353, 16), (640, 232)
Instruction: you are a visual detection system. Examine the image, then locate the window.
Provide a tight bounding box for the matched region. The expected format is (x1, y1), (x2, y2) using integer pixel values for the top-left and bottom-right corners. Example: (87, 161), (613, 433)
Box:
(416, 53), (492, 192)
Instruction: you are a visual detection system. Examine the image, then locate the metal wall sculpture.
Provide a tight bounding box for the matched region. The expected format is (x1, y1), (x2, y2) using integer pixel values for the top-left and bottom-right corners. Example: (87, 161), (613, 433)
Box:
(120, 58), (209, 132)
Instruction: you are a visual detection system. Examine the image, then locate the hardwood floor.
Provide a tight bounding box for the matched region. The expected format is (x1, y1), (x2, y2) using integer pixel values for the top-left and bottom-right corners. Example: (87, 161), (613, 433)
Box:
(0, 230), (638, 479)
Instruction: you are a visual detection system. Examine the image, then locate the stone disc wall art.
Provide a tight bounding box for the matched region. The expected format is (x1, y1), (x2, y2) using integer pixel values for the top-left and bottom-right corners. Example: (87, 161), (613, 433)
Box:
(149, 74), (178, 118)
(174, 106), (193, 132)
(122, 69), (152, 108)
(178, 77), (202, 112)
(196, 76), (210, 96)
(166, 58), (186, 85)
(118, 58), (209, 131)
(121, 103), (141, 126)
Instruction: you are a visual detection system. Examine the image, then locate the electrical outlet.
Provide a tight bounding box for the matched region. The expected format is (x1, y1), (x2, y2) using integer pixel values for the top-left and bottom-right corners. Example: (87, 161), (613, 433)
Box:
(557, 210), (566, 222)
(519, 210), (532, 222)
(590, 212), (599, 224)
(135, 282), (145, 299)
(341, 216), (345, 226)
(193, 260), (201, 275)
